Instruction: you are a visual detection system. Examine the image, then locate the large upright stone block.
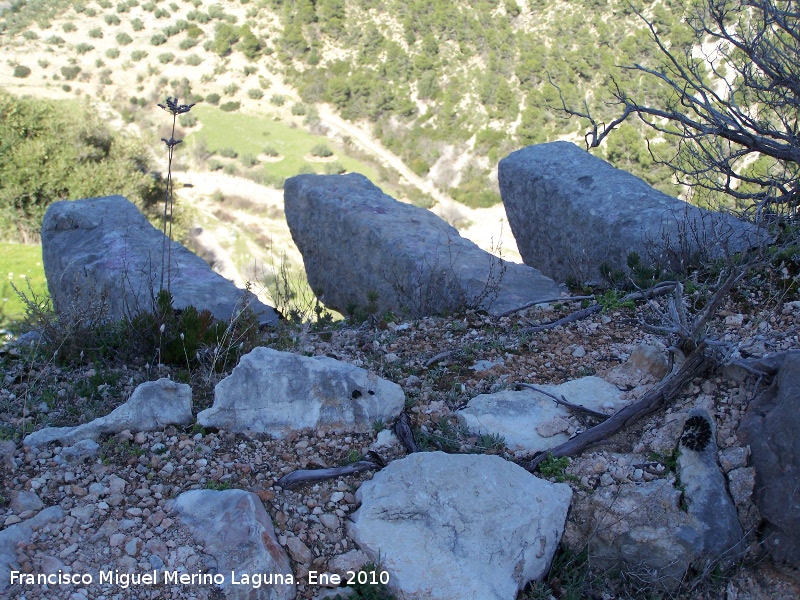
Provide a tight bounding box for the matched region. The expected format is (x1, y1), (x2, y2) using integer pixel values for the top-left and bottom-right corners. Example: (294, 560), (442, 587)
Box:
(284, 173), (563, 317)
(499, 142), (765, 284)
(41, 195), (279, 325)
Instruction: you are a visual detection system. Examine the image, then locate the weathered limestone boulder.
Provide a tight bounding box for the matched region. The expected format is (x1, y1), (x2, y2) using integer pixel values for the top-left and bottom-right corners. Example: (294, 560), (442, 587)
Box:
(198, 347), (404, 437)
(172, 489), (295, 600)
(676, 411), (745, 566)
(0, 506), (64, 592)
(41, 196), (279, 326)
(348, 452), (572, 600)
(456, 377), (625, 454)
(739, 353), (800, 580)
(570, 412), (744, 591)
(580, 479), (704, 591)
(499, 142), (766, 284)
(284, 173), (564, 317)
(23, 378), (192, 447)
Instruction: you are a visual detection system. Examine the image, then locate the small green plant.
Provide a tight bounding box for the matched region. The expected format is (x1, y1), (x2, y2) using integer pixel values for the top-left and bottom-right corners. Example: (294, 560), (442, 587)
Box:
(104, 13), (121, 26)
(291, 102), (306, 116)
(13, 65), (31, 78)
(205, 480), (232, 490)
(597, 290), (636, 313)
(158, 52), (175, 64)
(116, 32), (133, 45)
(223, 83), (239, 95)
(151, 32), (168, 46)
(131, 17), (144, 31)
(131, 50), (147, 61)
(88, 28), (103, 39)
(262, 144), (279, 157)
(205, 92), (220, 104)
(62, 21), (77, 32)
(217, 147), (238, 158)
(106, 47), (121, 59)
(179, 37), (197, 49)
(75, 43), (94, 54)
(179, 113), (197, 127)
(537, 454), (577, 482)
(372, 419), (386, 433)
(186, 54), (203, 66)
(269, 94), (286, 106)
(247, 87), (263, 99)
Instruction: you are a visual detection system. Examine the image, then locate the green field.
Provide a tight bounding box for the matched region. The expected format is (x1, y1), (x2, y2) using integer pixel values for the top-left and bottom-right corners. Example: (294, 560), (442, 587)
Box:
(0, 243), (48, 330)
(188, 105), (381, 184)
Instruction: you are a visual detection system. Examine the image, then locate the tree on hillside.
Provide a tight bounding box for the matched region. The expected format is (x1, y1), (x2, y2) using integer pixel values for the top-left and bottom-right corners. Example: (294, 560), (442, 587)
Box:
(556, 0), (799, 217)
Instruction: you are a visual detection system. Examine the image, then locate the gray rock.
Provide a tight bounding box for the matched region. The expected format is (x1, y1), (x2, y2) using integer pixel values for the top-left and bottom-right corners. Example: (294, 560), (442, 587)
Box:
(676, 411), (745, 567)
(348, 452), (571, 600)
(41, 195), (278, 326)
(604, 343), (670, 389)
(499, 142), (766, 284)
(0, 506), (64, 592)
(457, 377), (625, 454)
(284, 173), (563, 318)
(9, 490), (44, 514)
(198, 347), (404, 438)
(24, 378), (192, 447)
(54, 439), (101, 465)
(739, 354), (800, 579)
(172, 489), (295, 600)
(583, 480), (704, 591)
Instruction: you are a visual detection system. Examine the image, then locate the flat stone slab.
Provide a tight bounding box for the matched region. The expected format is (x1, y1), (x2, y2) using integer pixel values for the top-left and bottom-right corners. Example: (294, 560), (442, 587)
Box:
(284, 173), (564, 317)
(457, 376), (625, 454)
(348, 452), (572, 600)
(198, 347), (405, 438)
(499, 142), (766, 284)
(41, 195), (279, 326)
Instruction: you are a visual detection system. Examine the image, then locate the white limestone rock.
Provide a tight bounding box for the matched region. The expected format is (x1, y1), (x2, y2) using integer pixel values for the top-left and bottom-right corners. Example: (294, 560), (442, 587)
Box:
(198, 347), (404, 437)
(348, 452), (572, 600)
(23, 378), (192, 447)
(172, 489), (295, 600)
(457, 376), (625, 454)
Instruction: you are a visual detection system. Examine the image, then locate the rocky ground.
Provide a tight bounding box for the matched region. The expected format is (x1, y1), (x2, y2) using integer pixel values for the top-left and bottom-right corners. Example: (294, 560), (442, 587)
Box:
(1, 280), (800, 599)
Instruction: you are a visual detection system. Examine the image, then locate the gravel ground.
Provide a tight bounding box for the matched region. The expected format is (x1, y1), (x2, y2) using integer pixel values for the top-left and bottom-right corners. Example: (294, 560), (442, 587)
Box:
(2, 284), (799, 599)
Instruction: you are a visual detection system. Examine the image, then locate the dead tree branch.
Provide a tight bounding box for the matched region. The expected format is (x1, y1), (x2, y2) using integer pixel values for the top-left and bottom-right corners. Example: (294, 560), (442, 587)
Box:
(515, 383), (610, 420)
(520, 343), (712, 471)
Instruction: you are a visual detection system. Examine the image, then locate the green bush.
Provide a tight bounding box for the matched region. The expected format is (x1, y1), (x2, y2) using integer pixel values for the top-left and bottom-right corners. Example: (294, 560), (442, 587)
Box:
(186, 54), (203, 66)
(106, 47), (121, 59)
(158, 52), (175, 64)
(154, 7), (170, 18)
(131, 17), (144, 31)
(98, 0), (112, 7)
(247, 88), (264, 99)
(116, 32), (133, 45)
(104, 14), (121, 26)
(223, 83), (239, 95)
(131, 50), (147, 61)
(179, 37), (197, 50)
(205, 92), (220, 104)
(62, 21), (77, 32)
(240, 153), (258, 167)
(46, 36), (65, 45)
(218, 147), (238, 158)
(150, 32), (167, 45)
(291, 103), (306, 115)
(62, 84), (71, 92)
(310, 143), (333, 157)
(262, 145), (279, 157)
(269, 94), (286, 106)
(13, 65), (31, 78)
(88, 28), (103, 39)
(219, 101), (240, 112)
(60, 65), (81, 81)
(75, 43), (94, 54)
(179, 113), (197, 127)
(22, 30), (38, 40)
